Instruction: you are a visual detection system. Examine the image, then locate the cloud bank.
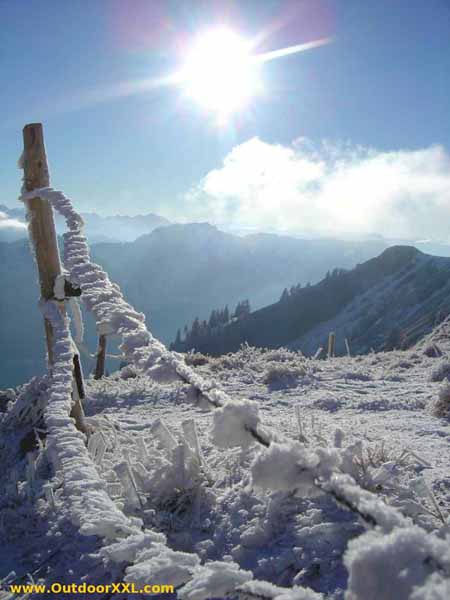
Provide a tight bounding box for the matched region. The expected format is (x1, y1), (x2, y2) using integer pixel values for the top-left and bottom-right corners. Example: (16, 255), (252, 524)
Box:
(0, 211), (27, 232)
(184, 138), (450, 240)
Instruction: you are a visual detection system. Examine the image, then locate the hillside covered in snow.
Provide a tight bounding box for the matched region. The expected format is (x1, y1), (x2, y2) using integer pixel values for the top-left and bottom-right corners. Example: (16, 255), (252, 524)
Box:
(1, 326), (450, 599)
(174, 246), (450, 357)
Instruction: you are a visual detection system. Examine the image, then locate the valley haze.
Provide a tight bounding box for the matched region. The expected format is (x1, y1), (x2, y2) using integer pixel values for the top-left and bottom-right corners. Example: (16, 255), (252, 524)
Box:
(1, 207), (450, 388)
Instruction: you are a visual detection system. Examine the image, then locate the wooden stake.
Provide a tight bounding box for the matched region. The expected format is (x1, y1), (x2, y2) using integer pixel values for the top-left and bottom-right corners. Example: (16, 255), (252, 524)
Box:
(94, 334), (107, 380)
(313, 346), (323, 359)
(73, 354), (86, 399)
(327, 332), (336, 358)
(22, 123), (87, 434)
(345, 337), (351, 357)
(23, 125), (58, 365)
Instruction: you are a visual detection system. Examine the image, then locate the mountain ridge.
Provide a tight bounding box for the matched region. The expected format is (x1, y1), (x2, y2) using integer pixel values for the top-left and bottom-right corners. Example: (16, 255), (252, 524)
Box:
(0, 204), (171, 242)
(172, 245), (450, 356)
(0, 224), (389, 387)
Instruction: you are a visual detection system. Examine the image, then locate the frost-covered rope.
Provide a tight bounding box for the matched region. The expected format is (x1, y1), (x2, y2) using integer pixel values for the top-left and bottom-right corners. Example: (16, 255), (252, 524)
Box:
(20, 187), (272, 446)
(41, 301), (140, 536)
(247, 441), (450, 599)
(42, 300), (319, 600)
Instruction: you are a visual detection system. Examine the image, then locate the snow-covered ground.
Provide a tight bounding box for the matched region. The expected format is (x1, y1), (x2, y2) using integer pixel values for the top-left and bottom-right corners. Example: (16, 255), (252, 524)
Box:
(1, 332), (449, 599)
(2, 187), (449, 599)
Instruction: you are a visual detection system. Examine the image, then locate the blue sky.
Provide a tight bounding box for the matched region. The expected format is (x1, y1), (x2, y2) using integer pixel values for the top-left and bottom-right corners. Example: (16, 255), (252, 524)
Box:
(1, 0), (450, 237)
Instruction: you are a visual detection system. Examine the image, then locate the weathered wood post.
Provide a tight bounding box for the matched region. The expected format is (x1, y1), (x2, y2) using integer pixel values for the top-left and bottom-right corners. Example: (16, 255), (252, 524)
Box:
(327, 331), (336, 358)
(313, 346), (323, 359)
(345, 337), (351, 357)
(22, 123), (87, 433)
(94, 334), (107, 380)
(23, 124), (57, 365)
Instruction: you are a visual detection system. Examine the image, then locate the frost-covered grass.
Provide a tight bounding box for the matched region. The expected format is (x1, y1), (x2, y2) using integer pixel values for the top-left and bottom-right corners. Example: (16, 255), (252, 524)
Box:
(2, 338), (450, 599)
(430, 360), (450, 382)
(262, 363), (308, 389)
(209, 345), (307, 372)
(185, 352), (210, 367)
(4, 326), (450, 598)
(432, 381), (450, 418)
(423, 343), (443, 358)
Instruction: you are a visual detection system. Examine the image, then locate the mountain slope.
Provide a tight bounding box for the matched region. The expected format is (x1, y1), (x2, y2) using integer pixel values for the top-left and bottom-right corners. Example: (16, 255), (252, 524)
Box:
(176, 246), (450, 356)
(0, 225), (387, 387)
(91, 223), (388, 343)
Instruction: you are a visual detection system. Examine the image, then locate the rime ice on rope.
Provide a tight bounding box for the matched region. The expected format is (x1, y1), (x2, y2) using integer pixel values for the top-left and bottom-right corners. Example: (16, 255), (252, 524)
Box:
(250, 441), (406, 528)
(124, 545), (200, 589)
(99, 532), (166, 564)
(344, 526), (450, 600)
(251, 441), (322, 493)
(212, 399), (261, 448)
(22, 188), (268, 458)
(20, 187), (265, 433)
(42, 300), (141, 541)
(250, 443), (450, 598)
(18, 187), (315, 598)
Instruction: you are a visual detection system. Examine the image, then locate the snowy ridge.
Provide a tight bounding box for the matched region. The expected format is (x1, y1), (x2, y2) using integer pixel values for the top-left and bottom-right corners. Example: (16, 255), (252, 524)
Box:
(289, 252), (450, 356)
(14, 188), (450, 599)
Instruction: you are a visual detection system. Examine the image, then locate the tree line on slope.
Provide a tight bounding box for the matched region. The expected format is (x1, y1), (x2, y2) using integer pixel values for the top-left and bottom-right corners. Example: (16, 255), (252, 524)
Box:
(170, 300), (251, 352)
(169, 247), (450, 356)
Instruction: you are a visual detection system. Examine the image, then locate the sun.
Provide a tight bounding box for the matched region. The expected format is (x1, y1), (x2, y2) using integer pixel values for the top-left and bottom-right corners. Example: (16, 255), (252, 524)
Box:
(179, 27), (261, 120)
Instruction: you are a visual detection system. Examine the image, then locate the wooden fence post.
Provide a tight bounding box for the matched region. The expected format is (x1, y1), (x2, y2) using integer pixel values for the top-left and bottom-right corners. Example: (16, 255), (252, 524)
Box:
(345, 337), (351, 357)
(94, 334), (107, 380)
(313, 346), (323, 359)
(327, 331), (336, 358)
(22, 123), (87, 434)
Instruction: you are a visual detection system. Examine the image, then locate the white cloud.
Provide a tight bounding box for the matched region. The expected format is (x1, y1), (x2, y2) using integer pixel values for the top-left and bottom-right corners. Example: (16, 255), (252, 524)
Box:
(183, 138), (450, 239)
(0, 211), (27, 232)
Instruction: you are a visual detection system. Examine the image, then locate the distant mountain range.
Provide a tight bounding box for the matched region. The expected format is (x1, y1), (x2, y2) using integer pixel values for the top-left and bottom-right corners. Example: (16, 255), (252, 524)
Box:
(90, 223), (389, 345)
(3, 202), (450, 387)
(0, 204), (170, 243)
(0, 222), (390, 387)
(173, 246), (450, 356)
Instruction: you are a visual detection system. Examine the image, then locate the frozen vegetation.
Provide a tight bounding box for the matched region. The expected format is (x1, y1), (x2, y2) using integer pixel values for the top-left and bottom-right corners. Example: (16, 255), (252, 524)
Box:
(0, 188), (449, 599)
(2, 337), (450, 598)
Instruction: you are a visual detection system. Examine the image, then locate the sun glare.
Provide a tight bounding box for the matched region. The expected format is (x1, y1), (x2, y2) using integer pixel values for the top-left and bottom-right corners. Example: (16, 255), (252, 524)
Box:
(179, 28), (261, 121)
